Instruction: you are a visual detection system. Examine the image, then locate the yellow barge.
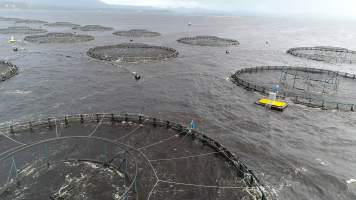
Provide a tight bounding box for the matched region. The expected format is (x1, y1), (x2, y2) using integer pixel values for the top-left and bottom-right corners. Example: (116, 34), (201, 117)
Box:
(256, 98), (288, 111)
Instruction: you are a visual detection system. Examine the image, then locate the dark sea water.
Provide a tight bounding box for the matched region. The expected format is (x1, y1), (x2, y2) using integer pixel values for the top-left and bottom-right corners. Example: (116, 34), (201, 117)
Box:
(1, 9), (356, 200)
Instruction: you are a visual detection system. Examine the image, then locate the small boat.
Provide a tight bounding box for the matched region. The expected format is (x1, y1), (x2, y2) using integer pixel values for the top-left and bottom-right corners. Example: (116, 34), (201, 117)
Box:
(188, 22), (192, 26)
(8, 36), (17, 44)
(256, 91), (288, 111)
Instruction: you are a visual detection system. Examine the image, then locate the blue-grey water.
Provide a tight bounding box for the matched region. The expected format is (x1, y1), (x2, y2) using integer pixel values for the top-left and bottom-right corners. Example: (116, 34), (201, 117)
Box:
(1, 10), (356, 200)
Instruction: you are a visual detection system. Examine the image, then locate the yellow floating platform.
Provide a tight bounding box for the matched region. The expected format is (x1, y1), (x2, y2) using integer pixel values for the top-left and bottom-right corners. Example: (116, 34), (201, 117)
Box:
(256, 98), (288, 111)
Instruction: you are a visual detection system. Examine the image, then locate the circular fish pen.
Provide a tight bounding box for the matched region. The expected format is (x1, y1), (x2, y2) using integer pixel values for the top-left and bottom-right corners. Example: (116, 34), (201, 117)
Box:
(87, 43), (179, 63)
(24, 33), (94, 44)
(0, 17), (19, 22)
(0, 61), (18, 82)
(0, 26), (47, 35)
(75, 25), (114, 31)
(287, 46), (356, 64)
(113, 29), (161, 37)
(0, 113), (272, 200)
(177, 36), (239, 47)
(0, 17), (46, 24)
(44, 22), (81, 28)
(14, 19), (48, 25)
(231, 66), (356, 111)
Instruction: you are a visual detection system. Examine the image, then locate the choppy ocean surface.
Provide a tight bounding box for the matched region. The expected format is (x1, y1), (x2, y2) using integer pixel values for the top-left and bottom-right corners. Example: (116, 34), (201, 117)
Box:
(0, 10), (356, 200)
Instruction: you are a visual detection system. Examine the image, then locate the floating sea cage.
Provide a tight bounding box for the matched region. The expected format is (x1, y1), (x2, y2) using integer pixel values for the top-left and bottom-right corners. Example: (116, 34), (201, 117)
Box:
(0, 26), (48, 35)
(287, 46), (356, 64)
(0, 113), (273, 200)
(87, 43), (179, 63)
(14, 19), (48, 25)
(177, 36), (239, 47)
(0, 60), (18, 82)
(44, 22), (82, 28)
(279, 68), (340, 95)
(113, 29), (161, 37)
(231, 66), (356, 111)
(75, 25), (114, 32)
(24, 32), (94, 44)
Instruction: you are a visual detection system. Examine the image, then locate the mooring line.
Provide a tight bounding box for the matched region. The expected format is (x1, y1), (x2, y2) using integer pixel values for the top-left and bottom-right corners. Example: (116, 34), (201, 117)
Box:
(89, 116), (105, 137)
(159, 180), (249, 189)
(138, 134), (178, 150)
(149, 151), (223, 162)
(117, 125), (141, 140)
(147, 180), (160, 200)
(0, 130), (25, 145)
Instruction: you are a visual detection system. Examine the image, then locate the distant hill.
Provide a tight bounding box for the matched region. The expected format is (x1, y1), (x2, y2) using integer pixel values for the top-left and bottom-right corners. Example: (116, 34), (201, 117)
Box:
(0, 0), (109, 9)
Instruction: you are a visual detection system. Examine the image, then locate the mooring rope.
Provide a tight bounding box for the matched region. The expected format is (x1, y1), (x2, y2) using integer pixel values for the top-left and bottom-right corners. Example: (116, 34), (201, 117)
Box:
(0, 130), (25, 145)
(149, 151), (223, 162)
(88, 116), (105, 137)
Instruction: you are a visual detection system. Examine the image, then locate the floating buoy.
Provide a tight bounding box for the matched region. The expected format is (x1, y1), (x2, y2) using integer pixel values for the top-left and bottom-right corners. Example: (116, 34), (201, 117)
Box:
(8, 36), (17, 44)
(132, 72), (141, 80)
(130, 39), (133, 42)
(188, 22), (192, 26)
(226, 50), (230, 54)
(13, 47), (18, 52)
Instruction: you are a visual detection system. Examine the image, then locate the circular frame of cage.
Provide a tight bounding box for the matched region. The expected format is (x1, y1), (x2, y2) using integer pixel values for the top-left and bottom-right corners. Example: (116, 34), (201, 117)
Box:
(0, 113), (273, 200)
(74, 25), (114, 32)
(113, 29), (161, 37)
(287, 46), (356, 64)
(0, 26), (48, 35)
(44, 22), (82, 28)
(87, 43), (179, 63)
(24, 32), (95, 44)
(231, 66), (356, 111)
(177, 36), (239, 47)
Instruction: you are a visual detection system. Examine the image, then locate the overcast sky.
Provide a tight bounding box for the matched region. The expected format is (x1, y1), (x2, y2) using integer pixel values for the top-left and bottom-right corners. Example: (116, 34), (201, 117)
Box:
(100, 0), (356, 17)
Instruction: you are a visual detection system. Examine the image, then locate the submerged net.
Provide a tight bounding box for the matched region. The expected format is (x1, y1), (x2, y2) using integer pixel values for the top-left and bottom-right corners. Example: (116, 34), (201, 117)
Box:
(0, 26), (47, 35)
(44, 22), (81, 28)
(0, 113), (272, 200)
(24, 32), (94, 44)
(87, 43), (179, 63)
(231, 66), (356, 111)
(0, 61), (18, 82)
(75, 25), (114, 31)
(177, 36), (239, 47)
(113, 29), (161, 37)
(287, 46), (356, 64)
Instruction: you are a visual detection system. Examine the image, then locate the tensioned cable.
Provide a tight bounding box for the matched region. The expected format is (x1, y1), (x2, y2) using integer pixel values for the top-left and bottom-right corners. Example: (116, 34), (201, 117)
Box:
(88, 116), (105, 137)
(149, 151), (223, 162)
(0, 130), (25, 145)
